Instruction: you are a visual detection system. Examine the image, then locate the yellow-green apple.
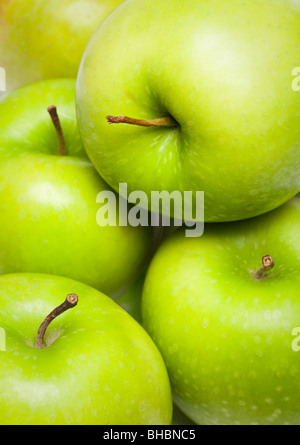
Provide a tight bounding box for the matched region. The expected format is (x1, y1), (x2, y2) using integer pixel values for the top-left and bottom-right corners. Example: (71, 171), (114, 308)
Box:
(0, 273), (172, 424)
(0, 79), (154, 297)
(76, 0), (300, 222)
(0, 0), (123, 91)
(142, 197), (300, 425)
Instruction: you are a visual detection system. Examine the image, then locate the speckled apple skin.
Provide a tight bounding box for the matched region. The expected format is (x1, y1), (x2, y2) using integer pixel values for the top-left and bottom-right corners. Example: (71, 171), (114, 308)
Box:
(0, 273), (173, 425)
(77, 0), (300, 222)
(142, 198), (300, 425)
(0, 79), (154, 297)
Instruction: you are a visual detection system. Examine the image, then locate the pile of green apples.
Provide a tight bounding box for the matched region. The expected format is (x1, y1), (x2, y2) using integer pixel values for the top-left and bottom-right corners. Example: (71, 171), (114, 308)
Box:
(1, 0), (300, 426)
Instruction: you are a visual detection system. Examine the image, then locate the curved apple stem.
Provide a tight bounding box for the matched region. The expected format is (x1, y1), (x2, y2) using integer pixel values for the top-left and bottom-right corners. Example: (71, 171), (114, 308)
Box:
(35, 294), (78, 349)
(252, 255), (274, 280)
(47, 105), (66, 156)
(106, 115), (177, 127)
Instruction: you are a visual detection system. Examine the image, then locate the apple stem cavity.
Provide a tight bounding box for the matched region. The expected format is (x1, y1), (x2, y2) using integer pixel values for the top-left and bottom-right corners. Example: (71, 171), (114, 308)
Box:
(252, 255), (274, 280)
(35, 293), (78, 349)
(106, 115), (177, 128)
(47, 105), (66, 156)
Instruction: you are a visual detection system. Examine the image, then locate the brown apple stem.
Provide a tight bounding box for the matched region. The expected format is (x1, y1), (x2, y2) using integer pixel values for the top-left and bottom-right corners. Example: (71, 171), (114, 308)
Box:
(106, 115), (177, 127)
(35, 294), (78, 349)
(47, 105), (66, 156)
(252, 255), (274, 280)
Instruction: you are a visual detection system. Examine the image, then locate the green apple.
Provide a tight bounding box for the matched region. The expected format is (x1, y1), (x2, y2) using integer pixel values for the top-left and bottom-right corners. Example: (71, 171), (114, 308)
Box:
(142, 197), (300, 425)
(0, 273), (172, 425)
(0, 79), (154, 297)
(76, 0), (300, 222)
(0, 0), (123, 91)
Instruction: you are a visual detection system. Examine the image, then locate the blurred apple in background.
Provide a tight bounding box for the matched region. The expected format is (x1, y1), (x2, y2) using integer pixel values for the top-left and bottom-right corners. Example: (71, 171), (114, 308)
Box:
(0, 0), (123, 91)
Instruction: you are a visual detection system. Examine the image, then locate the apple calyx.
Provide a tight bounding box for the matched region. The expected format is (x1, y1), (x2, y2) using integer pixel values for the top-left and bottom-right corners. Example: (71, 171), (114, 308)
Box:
(35, 293), (78, 349)
(106, 115), (177, 127)
(47, 105), (66, 156)
(252, 255), (274, 280)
